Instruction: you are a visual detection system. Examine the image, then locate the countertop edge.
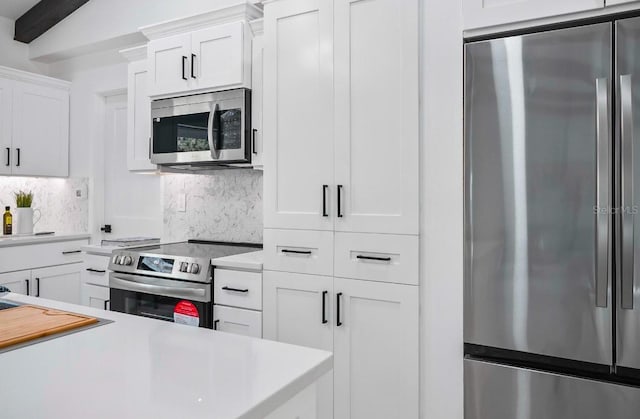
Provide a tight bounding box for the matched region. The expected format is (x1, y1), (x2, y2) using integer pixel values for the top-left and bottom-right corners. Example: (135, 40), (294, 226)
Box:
(211, 250), (264, 271)
(0, 233), (90, 248)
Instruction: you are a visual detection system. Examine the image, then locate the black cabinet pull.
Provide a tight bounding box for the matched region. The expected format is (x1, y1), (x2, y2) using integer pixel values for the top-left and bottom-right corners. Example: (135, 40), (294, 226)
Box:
(356, 255), (392, 262)
(337, 185), (343, 218)
(214, 320), (220, 330)
(336, 292), (343, 327)
(322, 185), (329, 217)
(281, 249), (312, 255)
(86, 268), (106, 273)
(222, 286), (249, 293)
(252, 129), (258, 155)
(322, 290), (328, 324)
(35, 278), (40, 297)
(5, 147), (9, 166)
(25, 279), (30, 296)
(182, 56), (188, 80)
(104, 300), (110, 310)
(15, 148), (20, 167)
(62, 250), (82, 255)
(191, 54), (196, 78)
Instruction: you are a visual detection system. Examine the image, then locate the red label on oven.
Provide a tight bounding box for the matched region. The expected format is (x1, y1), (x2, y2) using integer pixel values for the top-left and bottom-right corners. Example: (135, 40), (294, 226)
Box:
(173, 300), (200, 327)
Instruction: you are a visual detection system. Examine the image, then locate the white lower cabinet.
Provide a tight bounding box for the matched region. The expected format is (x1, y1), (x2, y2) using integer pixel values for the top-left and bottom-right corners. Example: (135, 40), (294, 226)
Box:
(213, 305), (262, 338)
(263, 271), (334, 419)
(0, 270), (31, 295)
(333, 278), (419, 419)
(32, 263), (83, 305)
(263, 272), (418, 419)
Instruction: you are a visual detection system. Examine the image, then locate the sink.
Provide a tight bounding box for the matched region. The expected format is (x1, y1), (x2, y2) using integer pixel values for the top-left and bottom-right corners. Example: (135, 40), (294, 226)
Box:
(0, 301), (20, 311)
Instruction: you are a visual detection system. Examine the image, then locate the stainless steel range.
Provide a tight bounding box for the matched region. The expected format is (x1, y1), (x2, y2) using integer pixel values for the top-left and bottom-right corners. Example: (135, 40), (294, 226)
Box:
(108, 240), (261, 328)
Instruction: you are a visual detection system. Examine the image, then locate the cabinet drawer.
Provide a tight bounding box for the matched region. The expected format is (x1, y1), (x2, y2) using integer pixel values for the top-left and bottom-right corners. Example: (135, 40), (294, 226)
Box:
(214, 269), (262, 310)
(81, 283), (110, 310)
(264, 229), (333, 276)
(81, 253), (110, 287)
(0, 239), (88, 273)
(214, 305), (262, 338)
(334, 233), (419, 285)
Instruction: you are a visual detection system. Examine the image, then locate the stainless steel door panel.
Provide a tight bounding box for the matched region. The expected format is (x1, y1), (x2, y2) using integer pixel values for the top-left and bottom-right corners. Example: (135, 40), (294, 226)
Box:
(464, 23), (613, 364)
(465, 359), (640, 419)
(616, 17), (640, 371)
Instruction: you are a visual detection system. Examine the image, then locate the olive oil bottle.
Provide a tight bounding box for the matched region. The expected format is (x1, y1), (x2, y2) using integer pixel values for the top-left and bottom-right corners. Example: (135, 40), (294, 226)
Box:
(3, 206), (12, 235)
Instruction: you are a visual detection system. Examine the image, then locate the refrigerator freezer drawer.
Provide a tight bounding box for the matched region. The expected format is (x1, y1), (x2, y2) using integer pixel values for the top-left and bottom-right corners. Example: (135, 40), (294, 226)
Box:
(465, 359), (640, 419)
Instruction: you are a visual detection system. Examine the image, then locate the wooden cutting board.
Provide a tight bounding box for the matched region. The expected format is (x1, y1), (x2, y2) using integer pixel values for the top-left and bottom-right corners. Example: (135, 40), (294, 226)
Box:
(0, 305), (98, 349)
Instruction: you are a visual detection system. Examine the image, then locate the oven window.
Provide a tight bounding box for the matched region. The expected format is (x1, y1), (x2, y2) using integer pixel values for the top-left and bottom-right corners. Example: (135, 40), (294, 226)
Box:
(110, 288), (212, 328)
(153, 112), (210, 154)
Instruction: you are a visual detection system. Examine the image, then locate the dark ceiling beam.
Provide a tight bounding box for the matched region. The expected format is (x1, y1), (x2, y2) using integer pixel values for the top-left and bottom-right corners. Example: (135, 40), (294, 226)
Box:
(14, 0), (91, 44)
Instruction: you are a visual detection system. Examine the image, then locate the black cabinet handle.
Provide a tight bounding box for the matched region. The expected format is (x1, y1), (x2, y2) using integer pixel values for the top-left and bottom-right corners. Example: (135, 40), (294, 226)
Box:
(191, 54), (196, 78)
(15, 148), (20, 167)
(221, 286), (249, 293)
(322, 185), (329, 217)
(322, 290), (328, 324)
(5, 147), (9, 166)
(25, 279), (30, 296)
(62, 250), (82, 255)
(337, 185), (343, 218)
(214, 320), (220, 330)
(252, 128), (258, 155)
(336, 292), (343, 327)
(182, 56), (188, 80)
(281, 249), (312, 255)
(356, 255), (392, 262)
(104, 300), (109, 310)
(35, 278), (40, 297)
(86, 268), (106, 273)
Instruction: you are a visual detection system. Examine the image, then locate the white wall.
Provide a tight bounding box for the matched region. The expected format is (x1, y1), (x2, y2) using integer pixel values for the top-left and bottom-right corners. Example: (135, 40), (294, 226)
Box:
(0, 16), (48, 74)
(420, 0), (464, 418)
(30, 0), (262, 62)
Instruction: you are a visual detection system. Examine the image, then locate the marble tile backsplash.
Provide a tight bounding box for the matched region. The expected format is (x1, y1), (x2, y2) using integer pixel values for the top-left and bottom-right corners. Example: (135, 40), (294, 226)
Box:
(0, 177), (89, 233)
(163, 170), (263, 244)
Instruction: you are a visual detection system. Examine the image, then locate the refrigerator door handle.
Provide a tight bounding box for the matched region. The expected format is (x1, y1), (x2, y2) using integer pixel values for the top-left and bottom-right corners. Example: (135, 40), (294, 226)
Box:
(595, 77), (610, 309)
(621, 74), (635, 310)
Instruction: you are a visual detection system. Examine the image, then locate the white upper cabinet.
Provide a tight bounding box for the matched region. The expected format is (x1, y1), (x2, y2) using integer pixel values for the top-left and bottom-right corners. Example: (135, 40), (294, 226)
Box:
(142, 3), (262, 98)
(121, 46), (155, 171)
(191, 22), (245, 89)
(147, 33), (192, 97)
(263, 0), (335, 231)
(0, 78), (11, 176)
(334, 0), (419, 235)
(12, 80), (69, 177)
(463, 0), (604, 30)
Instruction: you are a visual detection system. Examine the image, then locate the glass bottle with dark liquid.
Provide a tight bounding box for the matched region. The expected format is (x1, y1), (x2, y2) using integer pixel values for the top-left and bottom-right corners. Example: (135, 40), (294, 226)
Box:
(3, 206), (12, 235)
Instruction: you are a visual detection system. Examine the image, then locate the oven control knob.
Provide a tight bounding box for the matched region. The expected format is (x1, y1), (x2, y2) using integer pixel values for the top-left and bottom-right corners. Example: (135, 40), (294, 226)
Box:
(112, 255), (120, 265)
(189, 263), (200, 274)
(123, 256), (133, 266)
(180, 262), (189, 273)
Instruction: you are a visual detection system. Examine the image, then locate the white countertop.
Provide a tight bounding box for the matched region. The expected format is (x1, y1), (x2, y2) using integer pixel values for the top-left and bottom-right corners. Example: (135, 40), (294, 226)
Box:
(0, 294), (332, 419)
(0, 232), (90, 248)
(212, 250), (263, 271)
(81, 243), (121, 256)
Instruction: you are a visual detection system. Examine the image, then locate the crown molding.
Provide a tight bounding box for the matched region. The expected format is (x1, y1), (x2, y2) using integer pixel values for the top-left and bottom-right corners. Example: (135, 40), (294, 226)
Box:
(140, 2), (264, 41)
(119, 44), (147, 62)
(0, 66), (71, 90)
(249, 18), (264, 36)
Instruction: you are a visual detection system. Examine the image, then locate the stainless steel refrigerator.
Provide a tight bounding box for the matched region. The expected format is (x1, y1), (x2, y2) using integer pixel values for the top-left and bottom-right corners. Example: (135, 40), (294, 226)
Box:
(465, 17), (640, 418)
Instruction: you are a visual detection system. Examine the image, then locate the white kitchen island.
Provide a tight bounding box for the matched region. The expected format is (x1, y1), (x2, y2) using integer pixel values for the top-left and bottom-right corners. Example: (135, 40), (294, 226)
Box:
(0, 293), (332, 419)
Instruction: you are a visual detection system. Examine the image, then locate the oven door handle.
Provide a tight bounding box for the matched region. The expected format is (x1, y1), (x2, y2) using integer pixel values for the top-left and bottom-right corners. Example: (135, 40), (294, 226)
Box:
(208, 102), (221, 159)
(109, 274), (210, 302)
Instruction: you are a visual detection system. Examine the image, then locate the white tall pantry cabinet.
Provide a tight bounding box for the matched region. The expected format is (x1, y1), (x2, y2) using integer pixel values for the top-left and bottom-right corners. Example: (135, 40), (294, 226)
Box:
(262, 0), (420, 418)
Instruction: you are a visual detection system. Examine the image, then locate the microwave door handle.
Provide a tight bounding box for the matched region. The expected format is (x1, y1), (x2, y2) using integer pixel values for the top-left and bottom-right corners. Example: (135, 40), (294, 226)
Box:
(208, 103), (221, 159)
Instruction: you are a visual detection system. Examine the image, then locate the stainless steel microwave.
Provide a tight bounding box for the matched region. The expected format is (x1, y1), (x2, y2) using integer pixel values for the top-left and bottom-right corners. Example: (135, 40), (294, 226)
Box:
(151, 88), (252, 169)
